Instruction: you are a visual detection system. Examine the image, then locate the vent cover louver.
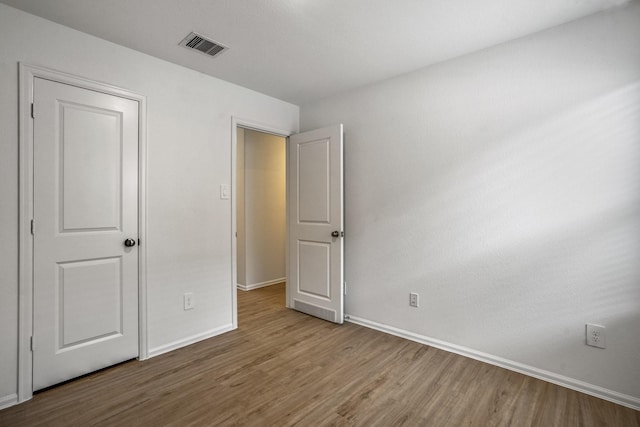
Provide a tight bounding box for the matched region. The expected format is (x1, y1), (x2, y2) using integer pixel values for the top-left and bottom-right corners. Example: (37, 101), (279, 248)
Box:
(179, 32), (228, 58)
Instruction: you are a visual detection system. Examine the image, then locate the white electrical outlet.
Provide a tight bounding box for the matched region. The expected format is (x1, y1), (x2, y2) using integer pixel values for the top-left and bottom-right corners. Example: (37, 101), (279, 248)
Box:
(409, 292), (419, 308)
(184, 293), (195, 310)
(586, 323), (605, 349)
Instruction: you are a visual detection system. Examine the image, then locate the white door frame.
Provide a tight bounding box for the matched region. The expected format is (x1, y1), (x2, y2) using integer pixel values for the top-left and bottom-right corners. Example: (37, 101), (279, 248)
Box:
(230, 117), (295, 328)
(17, 63), (148, 403)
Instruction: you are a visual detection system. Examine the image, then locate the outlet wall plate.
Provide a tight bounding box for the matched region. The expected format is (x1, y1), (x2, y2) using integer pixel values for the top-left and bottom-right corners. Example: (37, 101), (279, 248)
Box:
(184, 292), (195, 310)
(409, 292), (419, 308)
(586, 323), (605, 349)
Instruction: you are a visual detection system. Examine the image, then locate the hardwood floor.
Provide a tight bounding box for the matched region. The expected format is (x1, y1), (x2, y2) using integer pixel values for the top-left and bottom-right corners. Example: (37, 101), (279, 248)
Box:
(1, 283), (638, 426)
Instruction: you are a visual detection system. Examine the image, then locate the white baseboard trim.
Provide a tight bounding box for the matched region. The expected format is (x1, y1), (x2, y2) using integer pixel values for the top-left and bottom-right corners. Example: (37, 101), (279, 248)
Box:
(147, 323), (235, 358)
(0, 393), (18, 410)
(345, 314), (640, 411)
(237, 277), (286, 291)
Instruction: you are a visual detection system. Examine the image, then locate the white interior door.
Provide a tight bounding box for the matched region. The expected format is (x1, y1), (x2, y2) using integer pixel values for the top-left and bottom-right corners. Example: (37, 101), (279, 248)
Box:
(32, 77), (139, 390)
(289, 124), (344, 323)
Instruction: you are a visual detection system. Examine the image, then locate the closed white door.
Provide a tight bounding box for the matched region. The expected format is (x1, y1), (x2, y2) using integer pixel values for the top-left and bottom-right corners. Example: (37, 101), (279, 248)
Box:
(289, 124), (344, 323)
(32, 77), (139, 391)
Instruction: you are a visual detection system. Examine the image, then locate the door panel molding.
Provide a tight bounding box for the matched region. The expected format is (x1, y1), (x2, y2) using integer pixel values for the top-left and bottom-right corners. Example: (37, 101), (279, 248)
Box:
(18, 63), (148, 403)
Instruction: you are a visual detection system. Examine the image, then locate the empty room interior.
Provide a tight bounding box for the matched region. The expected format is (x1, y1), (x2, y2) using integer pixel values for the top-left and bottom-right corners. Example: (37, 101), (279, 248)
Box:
(0, 0), (639, 425)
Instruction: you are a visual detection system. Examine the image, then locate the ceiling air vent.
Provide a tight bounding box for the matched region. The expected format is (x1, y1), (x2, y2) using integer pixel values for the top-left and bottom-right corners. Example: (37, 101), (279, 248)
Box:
(179, 32), (228, 58)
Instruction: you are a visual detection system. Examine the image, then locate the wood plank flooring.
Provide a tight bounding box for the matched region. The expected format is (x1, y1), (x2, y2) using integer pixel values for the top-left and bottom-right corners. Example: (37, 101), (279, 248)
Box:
(1, 283), (638, 426)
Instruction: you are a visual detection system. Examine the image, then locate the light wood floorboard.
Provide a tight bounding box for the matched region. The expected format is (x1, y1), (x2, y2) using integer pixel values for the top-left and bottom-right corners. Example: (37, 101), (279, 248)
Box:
(1, 283), (638, 426)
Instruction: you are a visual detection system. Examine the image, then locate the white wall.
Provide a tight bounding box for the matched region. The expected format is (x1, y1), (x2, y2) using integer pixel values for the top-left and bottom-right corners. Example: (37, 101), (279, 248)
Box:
(0, 4), (298, 407)
(301, 2), (640, 406)
(237, 129), (286, 289)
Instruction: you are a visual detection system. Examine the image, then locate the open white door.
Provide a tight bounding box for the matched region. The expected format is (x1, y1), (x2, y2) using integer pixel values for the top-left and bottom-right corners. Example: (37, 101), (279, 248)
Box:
(32, 77), (139, 390)
(289, 124), (344, 323)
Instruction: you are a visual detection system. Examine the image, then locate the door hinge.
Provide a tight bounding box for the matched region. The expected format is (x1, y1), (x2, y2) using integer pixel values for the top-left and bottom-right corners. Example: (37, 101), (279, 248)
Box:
(31, 103), (34, 119)
(344, 281), (347, 295)
(30, 219), (34, 235)
(30, 336), (34, 351)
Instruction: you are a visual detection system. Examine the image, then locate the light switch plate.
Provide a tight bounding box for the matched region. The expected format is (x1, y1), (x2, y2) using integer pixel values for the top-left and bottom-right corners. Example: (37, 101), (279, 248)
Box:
(220, 184), (230, 200)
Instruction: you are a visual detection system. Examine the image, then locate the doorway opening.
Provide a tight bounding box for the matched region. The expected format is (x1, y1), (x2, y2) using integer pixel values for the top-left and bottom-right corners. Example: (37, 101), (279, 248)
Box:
(232, 123), (292, 327)
(236, 127), (287, 292)
(230, 120), (345, 328)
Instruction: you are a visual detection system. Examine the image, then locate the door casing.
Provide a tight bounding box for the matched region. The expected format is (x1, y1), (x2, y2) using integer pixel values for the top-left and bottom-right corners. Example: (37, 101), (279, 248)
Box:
(231, 117), (296, 328)
(18, 63), (148, 403)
